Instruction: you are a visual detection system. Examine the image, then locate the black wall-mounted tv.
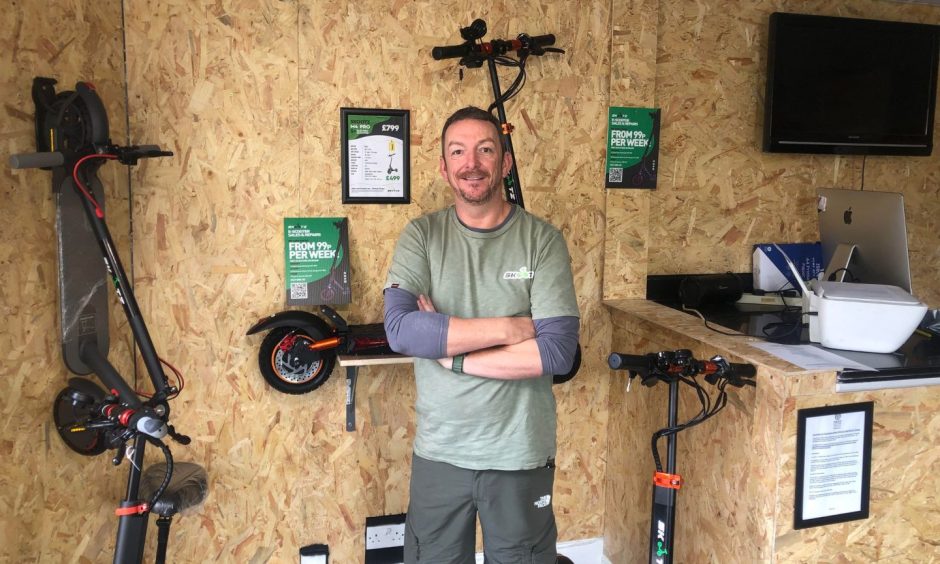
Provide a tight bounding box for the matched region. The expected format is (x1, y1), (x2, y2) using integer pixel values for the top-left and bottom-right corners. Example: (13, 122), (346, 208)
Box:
(763, 12), (940, 156)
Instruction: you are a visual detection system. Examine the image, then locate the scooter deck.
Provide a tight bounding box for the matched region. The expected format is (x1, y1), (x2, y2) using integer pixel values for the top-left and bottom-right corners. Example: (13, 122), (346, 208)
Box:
(56, 174), (109, 374)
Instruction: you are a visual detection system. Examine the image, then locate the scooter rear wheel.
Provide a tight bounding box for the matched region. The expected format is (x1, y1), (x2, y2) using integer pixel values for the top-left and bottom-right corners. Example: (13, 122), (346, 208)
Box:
(258, 324), (336, 394)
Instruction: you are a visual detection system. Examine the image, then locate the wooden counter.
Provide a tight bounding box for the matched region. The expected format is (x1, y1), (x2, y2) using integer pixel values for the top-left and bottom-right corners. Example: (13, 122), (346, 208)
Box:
(602, 299), (940, 563)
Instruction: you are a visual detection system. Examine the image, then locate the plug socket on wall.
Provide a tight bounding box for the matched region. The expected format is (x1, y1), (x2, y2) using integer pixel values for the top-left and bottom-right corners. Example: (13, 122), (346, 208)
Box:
(365, 513), (406, 563)
(365, 522), (405, 549)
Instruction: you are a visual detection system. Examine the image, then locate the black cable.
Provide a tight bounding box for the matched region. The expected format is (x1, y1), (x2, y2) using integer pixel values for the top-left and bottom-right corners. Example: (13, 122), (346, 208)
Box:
(500, 53), (527, 98)
(647, 366), (753, 472)
(681, 305), (749, 337)
(826, 267), (858, 283)
(650, 375), (713, 471)
(144, 436), (174, 511)
(860, 155), (866, 190)
(651, 434), (664, 471)
(487, 51), (529, 113)
(752, 281), (805, 341)
(760, 297), (805, 341)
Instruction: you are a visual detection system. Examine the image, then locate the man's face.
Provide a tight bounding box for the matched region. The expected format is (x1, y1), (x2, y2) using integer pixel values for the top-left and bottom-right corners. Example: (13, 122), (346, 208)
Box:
(439, 118), (512, 206)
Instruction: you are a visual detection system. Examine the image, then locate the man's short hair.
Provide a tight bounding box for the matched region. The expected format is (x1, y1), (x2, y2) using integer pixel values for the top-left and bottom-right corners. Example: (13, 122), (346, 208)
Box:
(441, 106), (503, 156)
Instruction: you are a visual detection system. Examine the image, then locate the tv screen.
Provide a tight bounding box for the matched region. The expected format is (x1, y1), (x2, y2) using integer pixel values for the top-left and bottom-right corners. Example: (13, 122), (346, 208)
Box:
(763, 12), (940, 156)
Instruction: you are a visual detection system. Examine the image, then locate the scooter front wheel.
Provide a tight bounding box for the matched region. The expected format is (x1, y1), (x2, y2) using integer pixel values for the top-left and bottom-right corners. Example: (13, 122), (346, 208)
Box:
(52, 378), (109, 456)
(258, 325), (337, 394)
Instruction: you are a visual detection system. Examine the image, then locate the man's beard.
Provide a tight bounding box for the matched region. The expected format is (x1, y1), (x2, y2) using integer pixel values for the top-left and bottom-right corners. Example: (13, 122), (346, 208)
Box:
(454, 169), (502, 205)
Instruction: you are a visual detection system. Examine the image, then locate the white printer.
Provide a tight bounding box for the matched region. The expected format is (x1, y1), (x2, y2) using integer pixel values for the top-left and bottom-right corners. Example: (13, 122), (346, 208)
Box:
(802, 281), (927, 353)
(774, 244), (928, 353)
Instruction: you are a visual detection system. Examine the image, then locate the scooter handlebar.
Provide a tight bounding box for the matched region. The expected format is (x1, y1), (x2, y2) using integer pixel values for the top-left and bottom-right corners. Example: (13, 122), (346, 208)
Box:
(609, 351), (756, 382)
(431, 33), (556, 60)
(9, 151), (65, 169)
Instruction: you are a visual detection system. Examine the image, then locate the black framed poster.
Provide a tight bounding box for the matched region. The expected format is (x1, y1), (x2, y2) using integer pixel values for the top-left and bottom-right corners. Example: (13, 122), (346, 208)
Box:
(794, 401), (874, 530)
(341, 108), (410, 204)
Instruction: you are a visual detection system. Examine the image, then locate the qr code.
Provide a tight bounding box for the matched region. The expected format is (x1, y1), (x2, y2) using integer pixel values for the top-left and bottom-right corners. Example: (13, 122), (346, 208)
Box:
(290, 282), (308, 300)
(609, 167), (623, 183)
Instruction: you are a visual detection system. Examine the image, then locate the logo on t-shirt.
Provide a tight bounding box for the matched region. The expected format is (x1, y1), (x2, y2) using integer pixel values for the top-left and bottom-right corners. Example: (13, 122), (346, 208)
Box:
(503, 266), (535, 280)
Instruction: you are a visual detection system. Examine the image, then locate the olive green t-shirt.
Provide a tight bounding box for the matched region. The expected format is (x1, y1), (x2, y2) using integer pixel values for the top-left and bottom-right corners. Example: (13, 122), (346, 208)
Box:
(385, 205), (579, 470)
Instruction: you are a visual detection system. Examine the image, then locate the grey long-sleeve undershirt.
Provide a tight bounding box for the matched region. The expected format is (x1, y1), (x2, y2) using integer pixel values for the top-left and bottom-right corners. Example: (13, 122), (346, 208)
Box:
(383, 286), (579, 375)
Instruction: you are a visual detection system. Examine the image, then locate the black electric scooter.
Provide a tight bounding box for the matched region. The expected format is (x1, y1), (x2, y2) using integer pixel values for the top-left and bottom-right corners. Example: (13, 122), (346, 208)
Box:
(431, 18), (564, 207)
(246, 305), (393, 395)
(607, 349), (756, 564)
(10, 77), (205, 564)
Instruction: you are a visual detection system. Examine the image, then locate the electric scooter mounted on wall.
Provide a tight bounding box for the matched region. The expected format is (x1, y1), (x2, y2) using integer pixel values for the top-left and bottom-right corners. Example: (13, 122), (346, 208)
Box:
(431, 18), (564, 207)
(245, 303), (582, 395)
(10, 77), (205, 564)
(245, 306), (392, 394)
(246, 20), (581, 396)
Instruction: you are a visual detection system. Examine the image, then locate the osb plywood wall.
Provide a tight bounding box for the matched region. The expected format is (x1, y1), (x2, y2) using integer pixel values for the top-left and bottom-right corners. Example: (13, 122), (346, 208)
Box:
(648, 0), (940, 308)
(0, 1), (136, 561)
(602, 0), (657, 300)
(774, 387), (940, 561)
(120, 0), (612, 562)
(5, 0), (940, 562)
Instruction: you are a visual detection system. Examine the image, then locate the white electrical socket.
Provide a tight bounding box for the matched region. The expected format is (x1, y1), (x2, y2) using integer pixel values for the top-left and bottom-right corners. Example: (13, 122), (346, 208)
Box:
(365, 523), (405, 550)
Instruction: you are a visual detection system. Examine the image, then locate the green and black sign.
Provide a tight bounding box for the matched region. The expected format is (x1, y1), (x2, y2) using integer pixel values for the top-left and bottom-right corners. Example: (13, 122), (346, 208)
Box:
(284, 217), (350, 306)
(605, 107), (660, 189)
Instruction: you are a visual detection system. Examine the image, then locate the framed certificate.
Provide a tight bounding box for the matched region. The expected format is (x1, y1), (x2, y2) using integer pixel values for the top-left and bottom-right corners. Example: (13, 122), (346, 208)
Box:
(794, 401), (874, 529)
(341, 108), (410, 204)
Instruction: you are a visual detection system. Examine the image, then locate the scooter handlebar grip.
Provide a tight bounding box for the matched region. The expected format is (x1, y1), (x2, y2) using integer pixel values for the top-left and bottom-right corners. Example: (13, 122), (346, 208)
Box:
(608, 352), (649, 372)
(432, 43), (472, 60)
(730, 363), (757, 379)
(9, 151), (65, 169)
(526, 34), (555, 47)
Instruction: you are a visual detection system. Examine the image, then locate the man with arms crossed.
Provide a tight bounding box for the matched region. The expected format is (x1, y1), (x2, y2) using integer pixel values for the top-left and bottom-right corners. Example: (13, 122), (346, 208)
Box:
(384, 106), (580, 563)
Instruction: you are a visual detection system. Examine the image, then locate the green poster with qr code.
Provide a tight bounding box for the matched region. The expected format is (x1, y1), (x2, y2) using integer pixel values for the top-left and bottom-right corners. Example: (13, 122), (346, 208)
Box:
(284, 217), (351, 306)
(605, 107), (660, 189)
